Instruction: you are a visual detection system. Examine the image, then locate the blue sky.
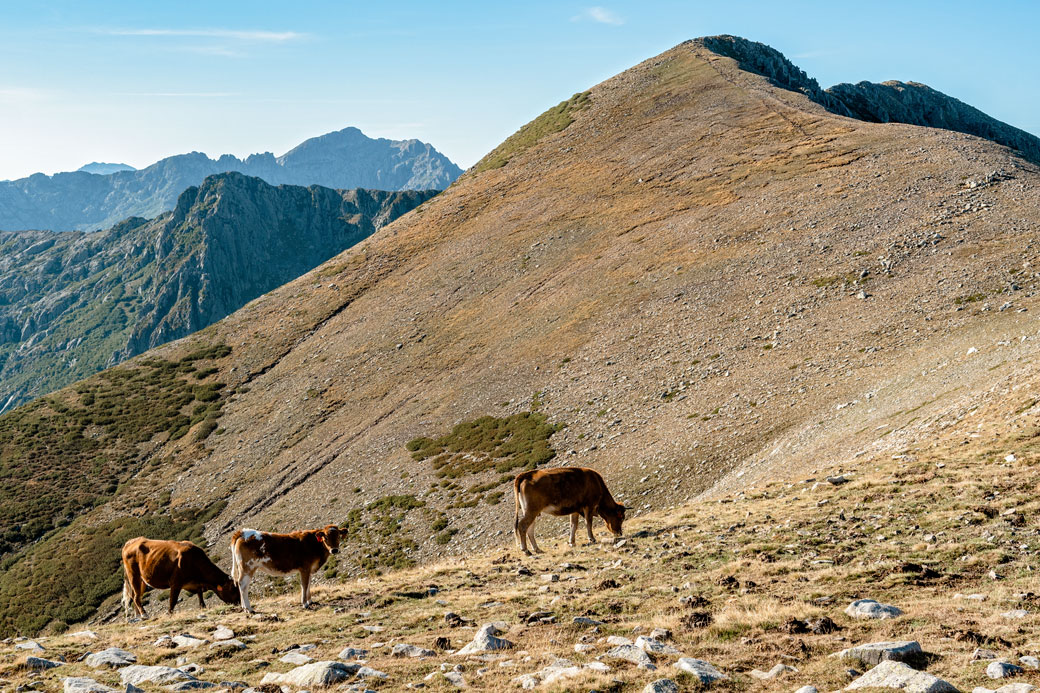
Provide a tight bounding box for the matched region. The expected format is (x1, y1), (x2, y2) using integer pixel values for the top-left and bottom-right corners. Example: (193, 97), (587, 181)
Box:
(1, 1), (1037, 180)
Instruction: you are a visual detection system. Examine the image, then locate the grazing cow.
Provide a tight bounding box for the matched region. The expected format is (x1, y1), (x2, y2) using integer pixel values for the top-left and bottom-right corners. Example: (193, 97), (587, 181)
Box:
(230, 525), (341, 612)
(121, 537), (239, 619)
(513, 467), (627, 555)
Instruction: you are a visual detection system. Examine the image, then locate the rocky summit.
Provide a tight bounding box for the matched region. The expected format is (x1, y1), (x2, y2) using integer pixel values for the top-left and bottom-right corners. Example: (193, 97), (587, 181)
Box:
(0, 34), (1039, 658)
(0, 172), (436, 412)
(0, 127), (461, 231)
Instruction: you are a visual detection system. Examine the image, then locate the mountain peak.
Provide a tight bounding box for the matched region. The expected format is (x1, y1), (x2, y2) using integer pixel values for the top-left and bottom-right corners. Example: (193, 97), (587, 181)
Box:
(75, 162), (136, 175)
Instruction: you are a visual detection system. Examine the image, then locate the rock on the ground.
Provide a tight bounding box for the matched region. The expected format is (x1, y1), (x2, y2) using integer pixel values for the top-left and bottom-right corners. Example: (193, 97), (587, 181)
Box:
(750, 663), (797, 679)
(86, 647), (137, 668)
(154, 636), (176, 648)
(514, 659), (608, 689)
(338, 647), (369, 660)
(846, 661), (957, 693)
(573, 617), (604, 626)
(209, 639), (247, 651)
(212, 626), (235, 641)
(68, 631), (98, 640)
(15, 640), (44, 652)
(795, 687), (819, 693)
(279, 651), (314, 665)
(356, 666), (388, 680)
(605, 643), (656, 670)
(120, 665), (197, 687)
(635, 636), (681, 656)
(675, 658), (726, 684)
(24, 656), (63, 670)
(63, 678), (117, 693)
(606, 635), (633, 646)
(845, 599), (903, 619)
(1002, 610), (1029, 620)
(455, 624), (514, 656)
(643, 680), (680, 693)
(1020, 656), (1040, 670)
(839, 641), (922, 666)
(166, 682), (217, 691)
(442, 670), (467, 688)
(392, 643), (435, 658)
(987, 662), (1024, 680)
(172, 635), (207, 648)
(260, 661), (360, 688)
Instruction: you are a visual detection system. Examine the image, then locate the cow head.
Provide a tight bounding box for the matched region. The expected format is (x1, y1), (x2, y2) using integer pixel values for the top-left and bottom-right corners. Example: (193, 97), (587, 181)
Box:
(215, 579), (240, 606)
(317, 524), (341, 555)
(600, 504), (627, 538)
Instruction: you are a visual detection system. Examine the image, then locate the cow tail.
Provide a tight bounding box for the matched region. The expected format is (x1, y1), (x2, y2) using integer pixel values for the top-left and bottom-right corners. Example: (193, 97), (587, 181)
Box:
(229, 535), (242, 583)
(121, 578), (132, 619)
(513, 474), (524, 533)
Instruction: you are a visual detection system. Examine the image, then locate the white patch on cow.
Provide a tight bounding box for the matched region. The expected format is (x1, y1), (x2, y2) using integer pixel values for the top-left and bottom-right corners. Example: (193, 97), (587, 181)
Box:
(241, 528), (264, 543)
(246, 556), (289, 577)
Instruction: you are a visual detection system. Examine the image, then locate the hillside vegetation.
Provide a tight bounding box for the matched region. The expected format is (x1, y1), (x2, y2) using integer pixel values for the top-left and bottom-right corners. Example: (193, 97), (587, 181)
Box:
(1, 35), (1040, 637)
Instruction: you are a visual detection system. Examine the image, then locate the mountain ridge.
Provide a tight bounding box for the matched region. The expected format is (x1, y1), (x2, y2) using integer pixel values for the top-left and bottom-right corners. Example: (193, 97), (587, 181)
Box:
(0, 127), (460, 231)
(0, 172), (436, 412)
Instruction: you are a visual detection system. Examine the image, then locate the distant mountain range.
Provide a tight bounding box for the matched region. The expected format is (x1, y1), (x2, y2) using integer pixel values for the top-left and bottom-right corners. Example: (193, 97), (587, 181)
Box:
(0, 127), (461, 231)
(76, 162), (136, 175)
(0, 172), (436, 412)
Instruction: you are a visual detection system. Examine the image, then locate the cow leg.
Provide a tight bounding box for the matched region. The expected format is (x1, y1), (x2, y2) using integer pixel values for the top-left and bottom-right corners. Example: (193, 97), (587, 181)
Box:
(197, 590), (206, 608)
(516, 514), (534, 555)
(299, 568), (312, 608)
(238, 574), (254, 613)
(129, 573), (147, 619)
(168, 583), (181, 614)
(569, 514), (579, 547)
(584, 508), (597, 545)
(526, 524), (543, 554)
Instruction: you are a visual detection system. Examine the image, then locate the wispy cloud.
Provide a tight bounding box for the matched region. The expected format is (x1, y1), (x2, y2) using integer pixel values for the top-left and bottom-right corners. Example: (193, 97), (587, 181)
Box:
(572, 7), (624, 25)
(102, 28), (307, 42)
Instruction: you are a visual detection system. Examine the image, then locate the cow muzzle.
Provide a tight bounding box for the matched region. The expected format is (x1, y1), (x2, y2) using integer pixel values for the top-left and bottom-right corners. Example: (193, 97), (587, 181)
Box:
(331, 547), (339, 555)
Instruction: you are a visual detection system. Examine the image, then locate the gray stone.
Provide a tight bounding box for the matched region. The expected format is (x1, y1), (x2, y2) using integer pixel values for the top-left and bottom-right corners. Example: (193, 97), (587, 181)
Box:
(165, 683), (217, 691)
(211, 626), (235, 641)
(749, 663), (796, 679)
(605, 643), (656, 670)
(172, 634), (206, 649)
(675, 658), (727, 684)
(845, 599), (903, 619)
(973, 649), (999, 661)
(635, 635), (681, 656)
(1002, 610), (1029, 620)
(355, 666), (387, 680)
(442, 671), (466, 688)
(973, 685), (1036, 693)
(1020, 656), (1040, 670)
(279, 651), (313, 665)
(987, 662), (1024, 680)
(15, 640), (44, 653)
(338, 647), (369, 660)
(795, 687), (819, 693)
(86, 648), (137, 669)
(846, 661), (958, 693)
(208, 639), (246, 651)
(391, 643), (435, 658)
(154, 636), (176, 648)
(650, 628), (672, 641)
(24, 656), (62, 670)
(68, 631), (99, 640)
(643, 680), (680, 693)
(573, 616), (604, 626)
(605, 635), (633, 646)
(455, 624), (514, 656)
(63, 678), (117, 693)
(260, 661), (360, 688)
(840, 641), (922, 666)
(120, 665), (197, 687)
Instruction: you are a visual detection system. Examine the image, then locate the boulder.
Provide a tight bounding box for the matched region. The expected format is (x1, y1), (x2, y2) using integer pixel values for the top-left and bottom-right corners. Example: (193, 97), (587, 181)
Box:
(338, 647), (369, 660)
(605, 643), (656, 670)
(166, 683), (217, 691)
(211, 626), (235, 641)
(973, 685), (1036, 693)
(68, 631), (99, 640)
(675, 658), (727, 684)
(391, 643), (435, 658)
(172, 635), (207, 648)
(573, 617), (604, 626)
(795, 687), (819, 693)
(1002, 610), (1029, 620)
(278, 651), (313, 665)
(643, 680), (680, 693)
(845, 661), (957, 693)
(15, 640), (44, 653)
(455, 624), (514, 656)
(209, 639), (247, 651)
(987, 662), (1024, 680)
(63, 678), (118, 693)
(355, 666), (387, 680)
(120, 665), (197, 687)
(24, 656), (63, 670)
(513, 659), (608, 689)
(845, 599), (903, 619)
(260, 661), (360, 688)
(750, 663), (797, 679)
(1020, 656), (1040, 670)
(635, 636), (681, 656)
(86, 647), (137, 668)
(839, 641), (922, 666)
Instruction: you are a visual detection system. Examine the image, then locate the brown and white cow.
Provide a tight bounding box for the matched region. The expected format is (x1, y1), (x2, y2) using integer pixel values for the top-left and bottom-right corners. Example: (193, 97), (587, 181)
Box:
(121, 537), (239, 619)
(513, 467), (627, 555)
(230, 525), (341, 612)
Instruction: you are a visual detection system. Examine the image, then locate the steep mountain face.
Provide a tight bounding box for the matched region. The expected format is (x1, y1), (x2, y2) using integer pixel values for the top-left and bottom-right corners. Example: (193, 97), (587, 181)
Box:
(0, 172), (436, 412)
(701, 35), (1040, 165)
(2, 36), (1040, 635)
(0, 127), (460, 231)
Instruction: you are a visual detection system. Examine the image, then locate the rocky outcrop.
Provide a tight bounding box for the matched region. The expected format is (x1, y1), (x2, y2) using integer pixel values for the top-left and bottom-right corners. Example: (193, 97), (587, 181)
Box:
(0, 172), (436, 411)
(0, 127), (460, 231)
(697, 35), (1040, 165)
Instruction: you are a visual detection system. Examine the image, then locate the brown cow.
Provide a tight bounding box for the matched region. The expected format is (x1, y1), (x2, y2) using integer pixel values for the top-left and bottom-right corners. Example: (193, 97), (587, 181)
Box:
(513, 467), (627, 555)
(121, 537), (239, 619)
(230, 525), (341, 613)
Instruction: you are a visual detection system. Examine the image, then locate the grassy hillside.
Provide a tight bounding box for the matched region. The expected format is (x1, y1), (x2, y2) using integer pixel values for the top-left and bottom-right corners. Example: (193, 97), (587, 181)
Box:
(2, 36), (1040, 637)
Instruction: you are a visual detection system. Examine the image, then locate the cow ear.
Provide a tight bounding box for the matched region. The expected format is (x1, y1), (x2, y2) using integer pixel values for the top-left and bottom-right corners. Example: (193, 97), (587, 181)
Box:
(316, 530), (327, 542)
